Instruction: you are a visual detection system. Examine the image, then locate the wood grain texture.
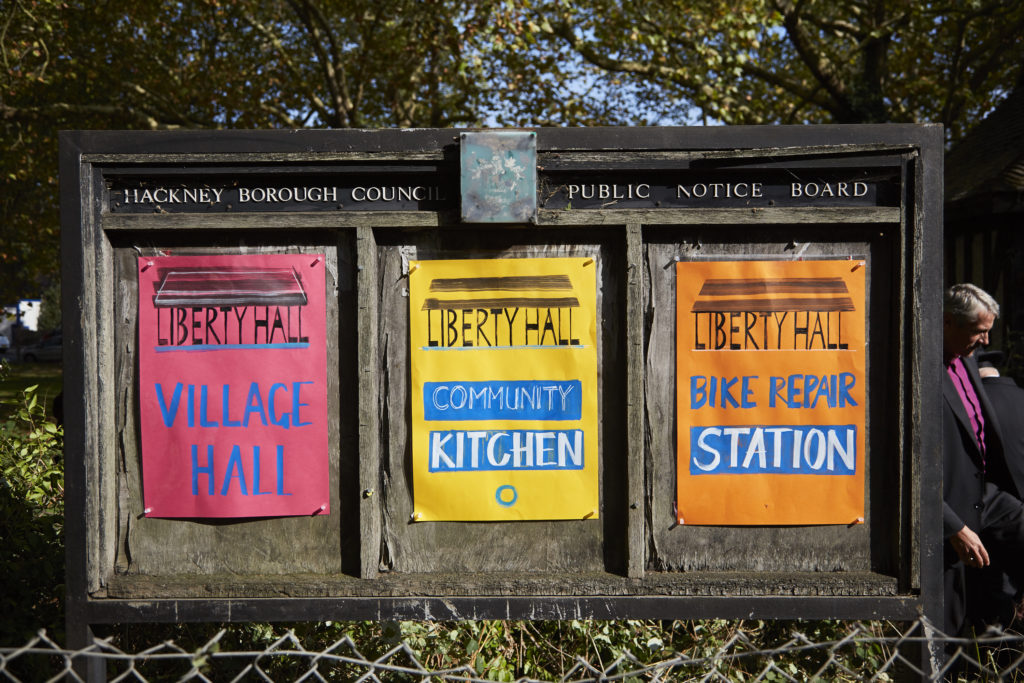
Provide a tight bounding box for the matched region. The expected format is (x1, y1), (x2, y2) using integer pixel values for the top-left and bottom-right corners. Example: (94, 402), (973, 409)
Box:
(105, 569), (899, 599)
(103, 212), (452, 231)
(85, 152), (446, 163)
(626, 222), (645, 578)
(538, 145), (914, 167)
(84, 592), (922, 624)
(537, 208), (900, 226)
(83, 166), (107, 595)
(357, 225), (382, 578)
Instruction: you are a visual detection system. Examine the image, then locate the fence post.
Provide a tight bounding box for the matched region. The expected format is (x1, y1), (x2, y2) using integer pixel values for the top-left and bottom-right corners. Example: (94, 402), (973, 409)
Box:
(66, 620), (106, 683)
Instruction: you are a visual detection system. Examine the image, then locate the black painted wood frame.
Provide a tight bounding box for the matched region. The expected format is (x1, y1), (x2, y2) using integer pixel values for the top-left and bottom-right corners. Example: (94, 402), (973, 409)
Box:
(60, 126), (943, 661)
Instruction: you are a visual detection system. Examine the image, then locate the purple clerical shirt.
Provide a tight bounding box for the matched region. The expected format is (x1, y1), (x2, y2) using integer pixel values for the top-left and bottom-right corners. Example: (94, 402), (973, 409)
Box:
(946, 355), (986, 464)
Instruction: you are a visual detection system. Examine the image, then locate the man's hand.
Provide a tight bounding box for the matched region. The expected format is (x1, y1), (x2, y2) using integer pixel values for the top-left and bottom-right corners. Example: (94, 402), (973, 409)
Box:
(950, 525), (990, 568)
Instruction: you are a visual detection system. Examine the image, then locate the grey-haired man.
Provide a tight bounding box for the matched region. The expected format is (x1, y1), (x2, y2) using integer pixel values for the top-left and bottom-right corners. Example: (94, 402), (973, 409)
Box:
(942, 284), (1024, 634)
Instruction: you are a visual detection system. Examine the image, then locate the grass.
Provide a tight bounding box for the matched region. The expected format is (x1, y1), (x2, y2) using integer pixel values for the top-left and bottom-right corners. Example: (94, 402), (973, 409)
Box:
(0, 360), (63, 421)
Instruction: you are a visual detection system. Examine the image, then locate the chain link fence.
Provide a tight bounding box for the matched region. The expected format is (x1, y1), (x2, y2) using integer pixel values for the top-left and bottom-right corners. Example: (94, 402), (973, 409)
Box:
(2, 618), (1023, 682)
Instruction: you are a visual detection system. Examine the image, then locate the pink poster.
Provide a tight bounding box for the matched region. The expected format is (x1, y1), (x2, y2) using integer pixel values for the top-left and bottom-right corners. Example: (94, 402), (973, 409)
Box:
(137, 254), (330, 518)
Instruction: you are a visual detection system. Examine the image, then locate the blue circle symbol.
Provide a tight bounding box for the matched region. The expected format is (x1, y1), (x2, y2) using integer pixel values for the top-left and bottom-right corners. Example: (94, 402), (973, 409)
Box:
(495, 485), (518, 507)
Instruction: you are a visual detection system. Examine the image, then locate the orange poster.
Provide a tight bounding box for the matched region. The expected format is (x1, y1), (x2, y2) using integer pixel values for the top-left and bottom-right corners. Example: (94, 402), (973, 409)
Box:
(675, 259), (866, 525)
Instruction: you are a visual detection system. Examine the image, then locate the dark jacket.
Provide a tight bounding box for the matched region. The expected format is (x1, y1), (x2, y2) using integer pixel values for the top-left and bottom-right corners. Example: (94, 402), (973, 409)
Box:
(982, 375), (1024, 470)
(942, 355), (1024, 538)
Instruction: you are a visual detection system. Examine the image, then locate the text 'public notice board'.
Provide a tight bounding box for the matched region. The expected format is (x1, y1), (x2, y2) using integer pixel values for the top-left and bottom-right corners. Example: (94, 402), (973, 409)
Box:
(138, 254), (330, 518)
(676, 259), (866, 525)
(409, 257), (599, 521)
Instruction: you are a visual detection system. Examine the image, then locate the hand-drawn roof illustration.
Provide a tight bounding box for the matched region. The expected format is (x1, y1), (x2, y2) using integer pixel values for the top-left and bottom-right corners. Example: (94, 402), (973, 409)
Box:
(152, 267), (307, 307)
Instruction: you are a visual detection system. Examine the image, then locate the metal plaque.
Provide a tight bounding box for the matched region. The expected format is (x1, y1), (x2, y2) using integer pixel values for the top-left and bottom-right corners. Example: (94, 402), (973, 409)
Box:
(460, 131), (537, 223)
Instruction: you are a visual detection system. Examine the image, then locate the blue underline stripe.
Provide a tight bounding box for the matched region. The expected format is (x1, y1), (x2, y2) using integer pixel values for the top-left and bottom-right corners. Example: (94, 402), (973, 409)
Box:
(155, 343), (309, 352)
(420, 345), (586, 351)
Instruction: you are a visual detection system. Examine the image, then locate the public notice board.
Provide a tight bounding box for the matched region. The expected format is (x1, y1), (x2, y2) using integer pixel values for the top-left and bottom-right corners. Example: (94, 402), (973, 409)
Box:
(675, 259), (867, 525)
(137, 253), (330, 518)
(408, 257), (599, 521)
(62, 127), (943, 635)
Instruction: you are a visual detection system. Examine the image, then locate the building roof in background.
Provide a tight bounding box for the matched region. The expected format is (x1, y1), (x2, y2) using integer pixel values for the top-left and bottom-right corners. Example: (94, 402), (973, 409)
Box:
(946, 86), (1024, 204)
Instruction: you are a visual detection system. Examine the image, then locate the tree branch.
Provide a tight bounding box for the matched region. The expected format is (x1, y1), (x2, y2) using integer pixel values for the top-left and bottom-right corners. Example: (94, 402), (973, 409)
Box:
(299, 0), (358, 125)
(547, 19), (691, 83)
(241, 9), (334, 125)
(286, 0), (351, 127)
(545, 10), (833, 120)
(1, 102), (179, 129)
(772, 0), (853, 120)
(258, 101), (302, 128)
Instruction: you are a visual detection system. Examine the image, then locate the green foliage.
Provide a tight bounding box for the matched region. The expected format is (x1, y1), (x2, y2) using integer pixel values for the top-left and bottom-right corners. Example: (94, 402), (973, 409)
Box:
(518, 0), (1024, 137)
(0, 0), (506, 302)
(0, 363), (63, 423)
(95, 617), (906, 680)
(36, 281), (61, 335)
(0, 383), (65, 643)
(3, 0), (1024, 301)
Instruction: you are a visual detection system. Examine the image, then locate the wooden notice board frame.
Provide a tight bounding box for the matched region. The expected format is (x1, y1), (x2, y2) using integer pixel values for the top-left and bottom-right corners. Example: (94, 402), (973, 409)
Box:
(61, 126), (943, 648)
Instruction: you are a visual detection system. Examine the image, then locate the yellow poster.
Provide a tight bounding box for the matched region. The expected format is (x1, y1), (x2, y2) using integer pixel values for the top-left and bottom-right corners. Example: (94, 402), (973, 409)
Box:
(676, 259), (866, 525)
(409, 257), (599, 521)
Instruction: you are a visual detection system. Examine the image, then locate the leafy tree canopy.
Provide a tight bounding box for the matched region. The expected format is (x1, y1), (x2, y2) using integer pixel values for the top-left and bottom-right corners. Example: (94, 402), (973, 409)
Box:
(2, 0), (1023, 301)
(1, 0), (510, 302)
(514, 0), (1024, 136)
